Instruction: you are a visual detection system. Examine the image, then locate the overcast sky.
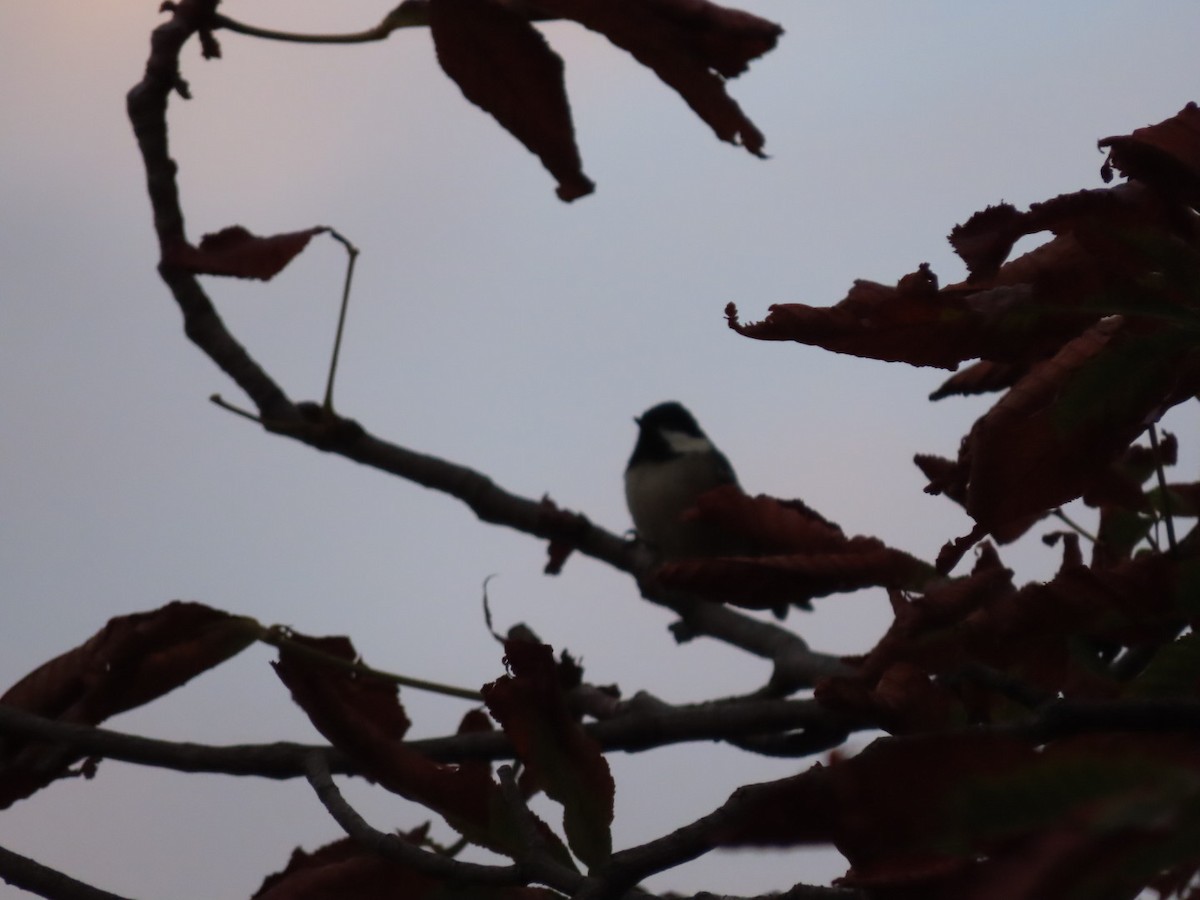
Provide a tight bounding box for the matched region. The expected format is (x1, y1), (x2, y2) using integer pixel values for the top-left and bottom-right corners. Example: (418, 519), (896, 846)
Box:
(3, 2), (1200, 897)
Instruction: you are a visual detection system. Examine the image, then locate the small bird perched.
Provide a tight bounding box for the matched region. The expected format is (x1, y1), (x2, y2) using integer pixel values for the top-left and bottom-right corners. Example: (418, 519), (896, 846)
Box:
(624, 401), (744, 558)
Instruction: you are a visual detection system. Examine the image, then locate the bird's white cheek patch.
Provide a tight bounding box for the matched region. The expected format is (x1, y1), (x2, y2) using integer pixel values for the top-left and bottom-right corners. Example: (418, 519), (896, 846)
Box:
(663, 430), (714, 455)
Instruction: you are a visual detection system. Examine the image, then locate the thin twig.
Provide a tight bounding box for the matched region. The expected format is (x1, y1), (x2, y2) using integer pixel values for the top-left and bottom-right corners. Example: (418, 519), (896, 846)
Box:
(213, 14), (401, 45)
(1051, 508), (1098, 544)
(322, 229), (359, 411)
(261, 625), (481, 701)
(208, 393), (262, 422)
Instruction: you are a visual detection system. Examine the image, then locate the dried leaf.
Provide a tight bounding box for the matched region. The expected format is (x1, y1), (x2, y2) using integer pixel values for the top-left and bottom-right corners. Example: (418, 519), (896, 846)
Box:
(715, 731), (1035, 868)
(653, 489), (934, 610)
(533, 0), (781, 155)
(274, 634), (493, 849)
(254, 835), (562, 900)
(483, 638), (614, 867)
(717, 730), (1200, 896)
(929, 360), (1029, 401)
(429, 0), (593, 202)
(1099, 102), (1200, 209)
(963, 318), (1200, 542)
(163, 226), (328, 280)
(0, 601), (258, 808)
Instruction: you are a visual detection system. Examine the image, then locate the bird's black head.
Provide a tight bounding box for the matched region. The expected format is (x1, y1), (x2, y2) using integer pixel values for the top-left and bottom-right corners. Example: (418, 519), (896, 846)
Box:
(628, 401), (708, 467)
(635, 401), (702, 436)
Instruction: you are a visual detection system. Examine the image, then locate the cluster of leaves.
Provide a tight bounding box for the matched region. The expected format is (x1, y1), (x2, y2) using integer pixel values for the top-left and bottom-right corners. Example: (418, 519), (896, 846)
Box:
(0, 603), (613, 897)
(704, 101), (1200, 898)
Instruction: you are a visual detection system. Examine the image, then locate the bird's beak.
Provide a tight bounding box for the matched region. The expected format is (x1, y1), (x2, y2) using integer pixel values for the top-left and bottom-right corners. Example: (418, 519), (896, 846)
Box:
(634, 416), (642, 426)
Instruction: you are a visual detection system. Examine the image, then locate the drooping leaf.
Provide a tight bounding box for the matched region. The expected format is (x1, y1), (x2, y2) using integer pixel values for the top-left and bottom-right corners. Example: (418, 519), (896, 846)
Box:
(0, 601), (259, 808)
(716, 730), (1200, 897)
(714, 733), (1035, 865)
(652, 487), (936, 611)
(532, 0), (782, 155)
(273, 632), (573, 864)
(961, 318), (1200, 542)
(1099, 101), (1200, 210)
(929, 360), (1029, 400)
(483, 638), (613, 867)
(429, 0), (593, 202)
(254, 834), (562, 900)
(948, 183), (1192, 283)
(163, 226), (328, 280)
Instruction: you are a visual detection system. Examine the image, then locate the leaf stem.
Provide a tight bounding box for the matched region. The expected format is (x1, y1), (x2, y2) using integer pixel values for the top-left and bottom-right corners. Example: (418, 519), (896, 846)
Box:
(1051, 508), (1097, 544)
(260, 625), (482, 701)
(323, 229), (360, 412)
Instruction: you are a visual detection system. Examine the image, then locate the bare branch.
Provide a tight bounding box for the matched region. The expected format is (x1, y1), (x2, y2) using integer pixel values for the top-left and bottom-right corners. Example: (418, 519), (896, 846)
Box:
(0, 697), (859, 784)
(0, 843), (133, 900)
(494, 765), (586, 893)
(0, 703), (350, 780)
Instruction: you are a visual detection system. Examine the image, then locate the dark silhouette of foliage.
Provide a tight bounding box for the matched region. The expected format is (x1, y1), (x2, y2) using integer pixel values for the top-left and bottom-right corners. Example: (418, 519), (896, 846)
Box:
(3, 2), (1200, 898)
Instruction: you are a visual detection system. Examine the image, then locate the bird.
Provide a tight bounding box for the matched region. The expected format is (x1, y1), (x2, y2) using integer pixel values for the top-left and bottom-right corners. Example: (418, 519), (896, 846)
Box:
(624, 401), (745, 558)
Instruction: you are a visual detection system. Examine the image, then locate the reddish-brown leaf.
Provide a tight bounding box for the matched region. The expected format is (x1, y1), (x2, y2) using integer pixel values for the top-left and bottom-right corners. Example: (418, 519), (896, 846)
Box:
(1099, 102), (1200, 209)
(914, 453), (968, 508)
(254, 837), (434, 900)
(254, 835), (561, 900)
(721, 731), (1200, 897)
(163, 226), (328, 280)
(658, 543), (934, 611)
(429, 0), (593, 202)
(962, 318), (1200, 542)
(483, 639), (614, 867)
(0, 601), (258, 808)
(929, 360), (1029, 401)
(652, 488), (935, 610)
(272, 633), (503, 850)
(684, 485), (846, 552)
(827, 543), (1200, 731)
(947, 184), (1190, 283)
(726, 265), (971, 368)
(715, 732), (1035, 867)
(532, 0), (781, 155)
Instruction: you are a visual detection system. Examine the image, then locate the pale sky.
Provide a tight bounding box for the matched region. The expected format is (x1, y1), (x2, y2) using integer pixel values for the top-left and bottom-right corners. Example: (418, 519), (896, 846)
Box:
(3, 2), (1200, 897)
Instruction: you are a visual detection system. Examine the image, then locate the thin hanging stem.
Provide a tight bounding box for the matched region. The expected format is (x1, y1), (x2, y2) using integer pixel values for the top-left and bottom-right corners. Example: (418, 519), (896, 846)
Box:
(261, 625), (482, 702)
(323, 230), (360, 412)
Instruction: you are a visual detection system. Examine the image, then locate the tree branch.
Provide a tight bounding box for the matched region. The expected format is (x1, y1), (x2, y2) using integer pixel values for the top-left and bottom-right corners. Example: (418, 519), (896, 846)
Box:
(0, 696), (859, 785)
(0, 843), (133, 900)
(302, 752), (530, 886)
(494, 765), (589, 894)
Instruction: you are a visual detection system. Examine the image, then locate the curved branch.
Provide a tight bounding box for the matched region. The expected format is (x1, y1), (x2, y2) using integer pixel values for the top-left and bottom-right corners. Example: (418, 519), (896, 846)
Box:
(494, 765), (588, 894)
(0, 704), (352, 780)
(126, 0), (298, 422)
